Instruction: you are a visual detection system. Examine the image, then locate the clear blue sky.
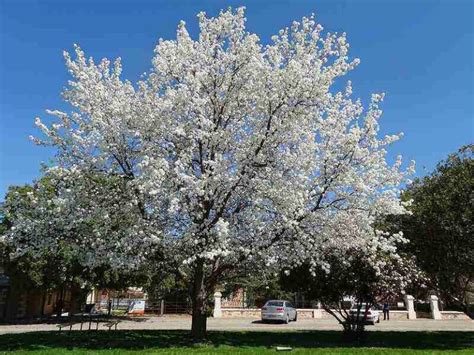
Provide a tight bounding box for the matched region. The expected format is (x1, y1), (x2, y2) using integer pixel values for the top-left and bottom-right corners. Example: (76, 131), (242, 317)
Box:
(1, 0), (473, 199)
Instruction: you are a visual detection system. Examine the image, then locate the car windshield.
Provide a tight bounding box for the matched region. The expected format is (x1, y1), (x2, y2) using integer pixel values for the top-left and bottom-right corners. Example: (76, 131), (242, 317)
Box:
(266, 301), (284, 307)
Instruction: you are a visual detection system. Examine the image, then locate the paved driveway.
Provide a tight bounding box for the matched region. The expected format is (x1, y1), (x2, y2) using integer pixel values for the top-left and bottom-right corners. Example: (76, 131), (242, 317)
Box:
(0, 316), (472, 335)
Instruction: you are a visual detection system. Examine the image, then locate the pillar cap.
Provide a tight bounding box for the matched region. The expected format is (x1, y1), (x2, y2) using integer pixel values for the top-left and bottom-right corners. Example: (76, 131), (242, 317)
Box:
(429, 295), (439, 300)
(214, 291), (222, 297)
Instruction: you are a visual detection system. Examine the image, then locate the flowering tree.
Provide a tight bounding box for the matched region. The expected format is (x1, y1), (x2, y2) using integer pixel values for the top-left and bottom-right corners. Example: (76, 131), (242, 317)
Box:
(1, 173), (156, 316)
(6, 8), (414, 337)
(2, 170), (157, 270)
(280, 243), (424, 339)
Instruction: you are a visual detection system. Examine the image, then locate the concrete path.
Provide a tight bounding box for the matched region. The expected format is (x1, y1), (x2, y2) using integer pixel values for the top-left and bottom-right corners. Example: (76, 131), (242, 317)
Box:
(0, 316), (472, 335)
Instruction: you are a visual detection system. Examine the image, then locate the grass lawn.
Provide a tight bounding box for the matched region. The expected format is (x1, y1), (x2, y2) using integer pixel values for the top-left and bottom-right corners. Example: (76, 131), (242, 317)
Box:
(0, 330), (472, 354)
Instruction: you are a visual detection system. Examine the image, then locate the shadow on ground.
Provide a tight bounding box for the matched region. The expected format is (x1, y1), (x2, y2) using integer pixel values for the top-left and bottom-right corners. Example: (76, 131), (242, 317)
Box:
(0, 315), (150, 325)
(251, 320), (298, 325)
(0, 330), (472, 352)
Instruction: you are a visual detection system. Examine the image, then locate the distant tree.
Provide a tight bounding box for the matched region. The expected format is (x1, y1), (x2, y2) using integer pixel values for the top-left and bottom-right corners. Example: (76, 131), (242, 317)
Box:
(1, 185), (57, 290)
(393, 145), (474, 310)
(1, 173), (156, 316)
(0, 184), (87, 317)
(219, 267), (294, 308)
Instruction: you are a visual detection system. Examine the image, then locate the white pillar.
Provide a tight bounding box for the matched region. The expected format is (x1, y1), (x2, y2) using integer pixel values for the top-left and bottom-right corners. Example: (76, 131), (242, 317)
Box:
(86, 288), (97, 304)
(160, 299), (164, 316)
(213, 291), (222, 318)
(313, 309), (322, 319)
(429, 295), (442, 320)
(312, 301), (322, 318)
(404, 295), (416, 320)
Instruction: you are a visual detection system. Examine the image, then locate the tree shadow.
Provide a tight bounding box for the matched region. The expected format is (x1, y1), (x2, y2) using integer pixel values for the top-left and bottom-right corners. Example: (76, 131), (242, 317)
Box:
(0, 330), (472, 352)
(0, 315), (150, 325)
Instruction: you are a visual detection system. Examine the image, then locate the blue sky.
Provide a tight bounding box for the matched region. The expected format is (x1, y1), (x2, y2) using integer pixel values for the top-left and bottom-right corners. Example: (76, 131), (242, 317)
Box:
(0, 0), (473, 199)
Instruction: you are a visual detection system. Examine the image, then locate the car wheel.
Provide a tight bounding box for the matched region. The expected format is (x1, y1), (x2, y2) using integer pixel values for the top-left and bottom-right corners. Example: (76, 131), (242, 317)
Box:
(377, 317), (380, 323)
(294, 313), (297, 322)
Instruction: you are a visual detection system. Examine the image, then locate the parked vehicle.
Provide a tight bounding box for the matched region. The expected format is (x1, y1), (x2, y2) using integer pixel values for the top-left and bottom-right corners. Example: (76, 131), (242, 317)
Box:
(349, 303), (380, 325)
(261, 300), (297, 324)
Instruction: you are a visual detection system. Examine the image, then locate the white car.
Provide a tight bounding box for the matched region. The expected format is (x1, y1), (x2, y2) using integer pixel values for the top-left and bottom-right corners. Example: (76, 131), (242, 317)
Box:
(261, 300), (297, 324)
(349, 304), (380, 325)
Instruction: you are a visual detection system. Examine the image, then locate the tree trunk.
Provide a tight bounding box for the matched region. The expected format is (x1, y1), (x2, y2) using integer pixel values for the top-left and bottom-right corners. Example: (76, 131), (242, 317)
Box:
(191, 260), (208, 339)
(68, 284), (83, 317)
(4, 283), (21, 320)
(55, 288), (64, 318)
(40, 291), (46, 317)
(191, 307), (207, 339)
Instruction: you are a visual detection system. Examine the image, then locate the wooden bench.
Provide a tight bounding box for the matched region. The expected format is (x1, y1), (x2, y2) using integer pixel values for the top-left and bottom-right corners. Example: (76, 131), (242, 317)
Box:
(103, 320), (120, 331)
(58, 318), (102, 332)
(84, 316), (100, 331)
(57, 322), (81, 332)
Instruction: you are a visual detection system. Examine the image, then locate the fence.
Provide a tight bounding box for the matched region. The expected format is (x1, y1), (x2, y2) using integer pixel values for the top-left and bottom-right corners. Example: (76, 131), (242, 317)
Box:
(99, 298), (134, 311)
(221, 289), (409, 311)
(146, 299), (191, 315)
(221, 290), (322, 309)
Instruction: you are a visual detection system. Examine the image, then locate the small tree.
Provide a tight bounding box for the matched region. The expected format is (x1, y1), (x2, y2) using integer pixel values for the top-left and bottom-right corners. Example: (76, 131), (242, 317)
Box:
(281, 243), (424, 340)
